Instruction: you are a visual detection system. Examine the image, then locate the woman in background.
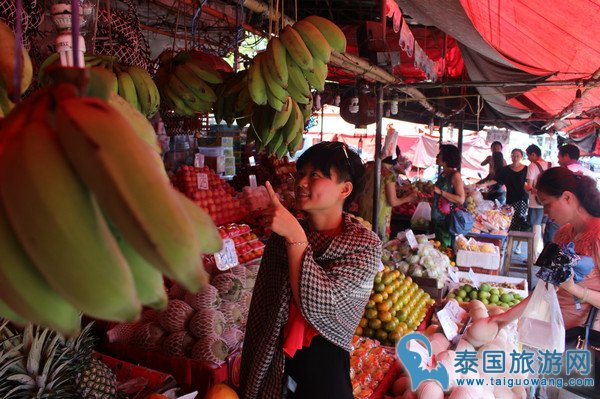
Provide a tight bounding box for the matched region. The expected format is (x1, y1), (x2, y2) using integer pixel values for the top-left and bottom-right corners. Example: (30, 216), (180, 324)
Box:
(358, 154), (418, 242)
(431, 144), (466, 248)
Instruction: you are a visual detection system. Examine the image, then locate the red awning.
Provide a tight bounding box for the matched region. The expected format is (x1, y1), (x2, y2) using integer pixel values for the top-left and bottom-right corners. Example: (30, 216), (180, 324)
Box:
(397, 0), (600, 134)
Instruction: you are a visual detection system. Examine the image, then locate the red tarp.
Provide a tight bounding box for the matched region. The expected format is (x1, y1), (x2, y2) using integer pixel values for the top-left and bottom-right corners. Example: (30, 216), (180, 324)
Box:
(460, 0), (600, 131)
(396, 0), (600, 134)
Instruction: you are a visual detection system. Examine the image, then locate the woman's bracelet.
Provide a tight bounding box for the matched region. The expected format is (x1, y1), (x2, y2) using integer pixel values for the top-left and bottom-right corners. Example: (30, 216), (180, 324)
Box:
(582, 287), (590, 303)
(285, 240), (309, 247)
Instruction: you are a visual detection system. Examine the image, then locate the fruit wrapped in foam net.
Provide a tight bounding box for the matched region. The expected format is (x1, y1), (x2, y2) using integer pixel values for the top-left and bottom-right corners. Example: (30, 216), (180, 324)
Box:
(163, 331), (195, 357)
(185, 284), (221, 310)
(157, 299), (195, 333)
(131, 322), (166, 351)
(211, 274), (243, 301)
(189, 308), (226, 338)
(192, 335), (230, 366)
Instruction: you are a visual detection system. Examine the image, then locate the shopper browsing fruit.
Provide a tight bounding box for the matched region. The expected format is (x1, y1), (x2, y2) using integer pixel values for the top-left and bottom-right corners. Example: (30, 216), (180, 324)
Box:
(431, 144), (466, 248)
(239, 142), (382, 399)
(491, 167), (600, 331)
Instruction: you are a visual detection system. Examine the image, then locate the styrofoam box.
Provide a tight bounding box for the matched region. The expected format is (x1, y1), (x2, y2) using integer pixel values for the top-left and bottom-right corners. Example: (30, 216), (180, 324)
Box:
(197, 146), (224, 157)
(456, 249), (501, 270)
(224, 165), (236, 176)
(452, 270), (529, 298)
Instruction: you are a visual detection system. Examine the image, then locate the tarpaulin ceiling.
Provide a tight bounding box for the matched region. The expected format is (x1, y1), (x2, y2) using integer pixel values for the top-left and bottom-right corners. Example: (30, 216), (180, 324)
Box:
(396, 0), (600, 134)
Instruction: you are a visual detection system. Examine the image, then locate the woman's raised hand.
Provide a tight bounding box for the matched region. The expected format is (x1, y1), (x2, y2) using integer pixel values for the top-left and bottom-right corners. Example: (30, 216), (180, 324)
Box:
(263, 181), (304, 241)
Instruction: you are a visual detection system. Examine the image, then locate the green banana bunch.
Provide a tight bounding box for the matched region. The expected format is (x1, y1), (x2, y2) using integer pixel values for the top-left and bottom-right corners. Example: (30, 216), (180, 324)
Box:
(247, 15), (341, 117)
(0, 20), (33, 103)
(280, 25), (314, 71)
(54, 97), (208, 293)
(247, 54), (267, 106)
(213, 71), (249, 127)
(124, 66), (161, 118)
(38, 52), (161, 118)
(245, 96), (307, 159)
(156, 50), (222, 117)
(0, 75), (221, 332)
(303, 16), (347, 53)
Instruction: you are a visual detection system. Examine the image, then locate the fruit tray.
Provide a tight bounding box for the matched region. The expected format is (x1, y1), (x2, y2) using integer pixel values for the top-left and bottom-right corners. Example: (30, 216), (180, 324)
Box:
(451, 271), (528, 298)
(93, 352), (176, 394)
(100, 343), (228, 398)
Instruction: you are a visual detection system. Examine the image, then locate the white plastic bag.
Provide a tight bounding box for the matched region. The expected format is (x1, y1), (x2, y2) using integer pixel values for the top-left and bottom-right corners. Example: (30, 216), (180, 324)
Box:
(411, 202), (431, 228)
(518, 282), (565, 352)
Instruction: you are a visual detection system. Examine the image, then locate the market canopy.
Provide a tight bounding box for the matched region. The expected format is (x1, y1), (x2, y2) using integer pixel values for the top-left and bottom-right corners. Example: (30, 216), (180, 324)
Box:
(395, 0), (600, 137)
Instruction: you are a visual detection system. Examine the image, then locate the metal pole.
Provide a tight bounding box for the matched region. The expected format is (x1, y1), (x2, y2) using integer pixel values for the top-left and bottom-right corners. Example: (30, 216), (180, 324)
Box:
(438, 122), (444, 176)
(457, 120), (464, 172)
(320, 106), (324, 142)
(373, 83), (383, 237)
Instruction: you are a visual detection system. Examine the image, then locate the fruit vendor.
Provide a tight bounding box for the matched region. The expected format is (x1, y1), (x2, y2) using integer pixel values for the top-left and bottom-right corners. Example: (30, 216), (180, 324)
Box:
(240, 142), (382, 398)
(357, 154), (418, 243)
(431, 145), (466, 248)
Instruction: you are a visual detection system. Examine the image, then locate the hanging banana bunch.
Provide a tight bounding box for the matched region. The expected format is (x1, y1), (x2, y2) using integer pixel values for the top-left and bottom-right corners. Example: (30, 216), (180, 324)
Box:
(0, 68), (222, 336)
(155, 50), (224, 117)
(245, 16), (346, 158)
(38, 52), (160, 118)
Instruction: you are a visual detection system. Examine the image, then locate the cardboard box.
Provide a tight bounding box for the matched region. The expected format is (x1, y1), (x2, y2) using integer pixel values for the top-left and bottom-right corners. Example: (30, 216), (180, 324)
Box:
(456, 249), (501, 270)
(412, 276), (448, 302)
(204, 155), (225, 174)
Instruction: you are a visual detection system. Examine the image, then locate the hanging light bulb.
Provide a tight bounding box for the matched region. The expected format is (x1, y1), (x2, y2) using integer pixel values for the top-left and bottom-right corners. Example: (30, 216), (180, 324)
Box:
(349, 96), (359, 114)
(334, 95), (341, 107)
(315, 93), (322, 110)
(390, 97), (399, 115)
(572, 89), (583, 117)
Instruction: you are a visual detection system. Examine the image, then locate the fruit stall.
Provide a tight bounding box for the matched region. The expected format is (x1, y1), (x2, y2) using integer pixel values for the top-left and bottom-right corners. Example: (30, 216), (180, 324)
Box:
(1, 0), (590, 398)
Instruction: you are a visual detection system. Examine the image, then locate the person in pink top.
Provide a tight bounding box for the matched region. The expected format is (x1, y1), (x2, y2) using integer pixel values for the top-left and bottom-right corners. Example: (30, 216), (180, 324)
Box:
(493, 167), (600, 332)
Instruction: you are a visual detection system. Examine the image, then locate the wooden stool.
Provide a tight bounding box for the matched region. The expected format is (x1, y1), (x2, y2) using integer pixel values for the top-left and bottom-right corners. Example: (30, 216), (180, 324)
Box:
(503, 231), (535, 288)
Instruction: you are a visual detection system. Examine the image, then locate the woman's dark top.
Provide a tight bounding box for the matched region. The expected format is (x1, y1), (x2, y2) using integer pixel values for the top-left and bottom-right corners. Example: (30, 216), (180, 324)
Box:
(494, 165), (528, 205)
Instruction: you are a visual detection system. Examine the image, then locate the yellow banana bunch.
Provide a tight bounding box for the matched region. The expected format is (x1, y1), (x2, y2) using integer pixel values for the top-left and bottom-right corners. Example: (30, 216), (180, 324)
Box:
(156, 50), (223, 117)
(119, 65), (161, 118)
(0, 74), (221, 335)
(0, 21), (33, 107)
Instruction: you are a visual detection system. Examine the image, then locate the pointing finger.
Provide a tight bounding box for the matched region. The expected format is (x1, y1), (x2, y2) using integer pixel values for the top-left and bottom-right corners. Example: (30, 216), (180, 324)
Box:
(265, 181), (281, 206)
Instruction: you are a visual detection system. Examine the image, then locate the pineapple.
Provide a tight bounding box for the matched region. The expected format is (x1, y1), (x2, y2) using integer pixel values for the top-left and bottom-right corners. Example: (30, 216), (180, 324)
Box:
(0, 319), (118, 399)
(76, 357), (118, 399)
